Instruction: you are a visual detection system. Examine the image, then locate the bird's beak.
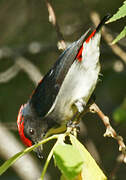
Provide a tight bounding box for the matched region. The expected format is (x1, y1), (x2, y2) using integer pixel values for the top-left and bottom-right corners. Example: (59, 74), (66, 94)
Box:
(34, 144), (43, 158)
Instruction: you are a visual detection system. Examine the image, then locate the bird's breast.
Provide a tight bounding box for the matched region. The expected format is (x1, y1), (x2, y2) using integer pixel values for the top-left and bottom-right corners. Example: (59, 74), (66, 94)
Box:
(47, 61), (100, 123)
(47, 33), (101, 123)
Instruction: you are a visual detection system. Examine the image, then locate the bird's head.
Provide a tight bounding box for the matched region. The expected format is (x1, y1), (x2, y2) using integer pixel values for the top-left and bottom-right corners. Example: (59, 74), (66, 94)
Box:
(17, 103), (48, 158)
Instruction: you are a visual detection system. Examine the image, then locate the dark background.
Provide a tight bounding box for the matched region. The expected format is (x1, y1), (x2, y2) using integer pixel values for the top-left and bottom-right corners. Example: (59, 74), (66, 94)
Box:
(0, 0), (126, 179)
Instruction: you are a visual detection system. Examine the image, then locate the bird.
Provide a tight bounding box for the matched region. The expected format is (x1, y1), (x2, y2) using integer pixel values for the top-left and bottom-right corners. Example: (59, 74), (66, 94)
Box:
(17, 15), (110, 158)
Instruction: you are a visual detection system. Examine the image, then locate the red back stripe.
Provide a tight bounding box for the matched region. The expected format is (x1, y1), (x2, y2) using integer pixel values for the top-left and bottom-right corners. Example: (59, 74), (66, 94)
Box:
(76, 30), (96, 62)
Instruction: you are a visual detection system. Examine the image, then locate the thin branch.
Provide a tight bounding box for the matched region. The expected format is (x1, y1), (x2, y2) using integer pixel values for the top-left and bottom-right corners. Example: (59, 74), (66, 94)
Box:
(45, 0), (66, 50)
(0, 56), (42, 85)
(15, 56), (42, 86)
(0, 63), (20, 83)
(109, 153), (125, 179)
(0, 43), (56, 60)
(89, 102), (126, 163)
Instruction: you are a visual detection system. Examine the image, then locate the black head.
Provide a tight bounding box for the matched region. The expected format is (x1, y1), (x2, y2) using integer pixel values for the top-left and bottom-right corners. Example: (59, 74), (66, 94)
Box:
(17, 102), (48, 158)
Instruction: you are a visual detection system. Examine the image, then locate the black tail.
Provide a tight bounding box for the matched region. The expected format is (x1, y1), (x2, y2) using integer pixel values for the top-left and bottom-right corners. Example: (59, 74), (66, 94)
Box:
(96, 14), (111, 32)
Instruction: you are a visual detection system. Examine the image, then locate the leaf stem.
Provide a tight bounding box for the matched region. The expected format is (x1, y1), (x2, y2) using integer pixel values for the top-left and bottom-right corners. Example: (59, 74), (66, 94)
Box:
(40, 141), (57, 180)
(0, 134), (59, 176)
(40, 134), (65, 179)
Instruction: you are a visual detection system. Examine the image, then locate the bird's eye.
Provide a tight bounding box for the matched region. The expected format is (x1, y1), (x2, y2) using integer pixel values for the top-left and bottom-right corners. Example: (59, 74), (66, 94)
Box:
(29, 128), (35, 135)
(43, 132), (46, 137)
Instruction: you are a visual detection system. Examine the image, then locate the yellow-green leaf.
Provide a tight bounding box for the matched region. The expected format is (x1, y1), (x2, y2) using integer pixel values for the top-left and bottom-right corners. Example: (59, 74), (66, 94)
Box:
(70, 135), (107, 180)
(53, 143), (83, 180)
(112, 26), (126, 44)
(113, 98), (126, 123)
(107, 1), (126, 23)
(113, 107), (126, 123)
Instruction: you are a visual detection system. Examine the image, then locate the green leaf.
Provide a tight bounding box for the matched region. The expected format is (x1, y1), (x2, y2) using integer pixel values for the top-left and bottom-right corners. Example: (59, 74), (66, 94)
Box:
(0, 151), (23, 175)
(107, 1), (126, 23)
(112, 26), (126, 44)
(70, 135), (107, 180)
(113, 98), (126, 123)
(0, 135), (58, 175)
(53, 143), (83, 180)
(0, 147), (33, 175)
(113, 107), (126, 123)
(54, 134), (107, 180)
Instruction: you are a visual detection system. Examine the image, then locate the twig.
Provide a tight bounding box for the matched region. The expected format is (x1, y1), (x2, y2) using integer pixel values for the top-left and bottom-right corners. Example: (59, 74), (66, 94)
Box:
(0, 43), (56, 60)
(45, 0), (66, 50)
(89, 102), (126, 163)
(109, 155), (123, 180)
(0, 63), (20, 83)
(90, 11), (126, 64)
(0, 56), (42, 85)
(15, 56), (42, 86)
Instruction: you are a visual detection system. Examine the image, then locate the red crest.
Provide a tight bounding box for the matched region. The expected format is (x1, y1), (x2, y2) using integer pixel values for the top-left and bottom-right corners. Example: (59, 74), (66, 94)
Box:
(17, 105), (32, 147)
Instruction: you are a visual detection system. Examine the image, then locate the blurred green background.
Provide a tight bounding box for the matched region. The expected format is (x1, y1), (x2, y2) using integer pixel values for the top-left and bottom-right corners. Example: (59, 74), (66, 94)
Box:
(0, 0), (126, 179)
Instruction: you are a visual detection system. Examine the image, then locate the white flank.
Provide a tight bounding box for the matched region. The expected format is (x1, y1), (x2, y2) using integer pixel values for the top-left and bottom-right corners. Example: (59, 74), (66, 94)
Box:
(48, 32), (101, 122)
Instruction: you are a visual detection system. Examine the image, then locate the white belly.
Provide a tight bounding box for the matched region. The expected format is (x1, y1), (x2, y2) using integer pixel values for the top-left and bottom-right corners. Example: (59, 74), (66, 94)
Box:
(52, 61), (100, 121)
(48, 33), (101, 122)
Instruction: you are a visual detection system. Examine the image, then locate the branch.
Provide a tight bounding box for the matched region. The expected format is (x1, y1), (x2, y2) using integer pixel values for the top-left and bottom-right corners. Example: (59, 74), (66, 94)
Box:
(0, 43), (56, 60)
(109, 153), (124, 179)
(15, 56), (42, 86)
(45, 0), (66, 50)
(89, 103), (126, 163)
(0, 56), (42, 85)
(0, 63), (20, 83)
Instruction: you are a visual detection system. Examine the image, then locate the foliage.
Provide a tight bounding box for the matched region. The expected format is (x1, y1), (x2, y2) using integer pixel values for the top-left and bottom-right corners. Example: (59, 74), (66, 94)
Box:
(107, 1), (126, 125)
(112, 26), (126, 44)
(113, 98), (126, 123)
(0, 135), (58, 176)
(107, 1), (126, 23)
(53, 144), (83, 180)
(0, 1), (126, 180)
(0, 134), (107, 180)
(107, 0), (126, 44)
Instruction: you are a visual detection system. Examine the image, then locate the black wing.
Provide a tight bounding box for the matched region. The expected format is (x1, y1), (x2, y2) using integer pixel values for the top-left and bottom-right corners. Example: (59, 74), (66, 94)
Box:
(30, 29), (90, 117)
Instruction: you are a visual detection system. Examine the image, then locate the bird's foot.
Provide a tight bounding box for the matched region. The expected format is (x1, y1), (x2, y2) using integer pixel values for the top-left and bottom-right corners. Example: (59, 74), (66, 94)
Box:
(66, 120), (80, 137)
